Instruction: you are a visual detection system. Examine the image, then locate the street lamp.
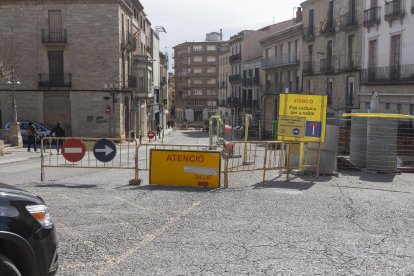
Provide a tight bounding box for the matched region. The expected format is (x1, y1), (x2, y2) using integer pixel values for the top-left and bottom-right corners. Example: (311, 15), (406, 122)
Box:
(104, 82), (121, 138)
(5, 69), (22, 147)
(7, 70), (21, 123)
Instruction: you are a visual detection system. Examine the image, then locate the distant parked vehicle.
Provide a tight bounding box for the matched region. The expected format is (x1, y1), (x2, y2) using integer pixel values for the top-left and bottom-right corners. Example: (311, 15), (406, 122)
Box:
(4, 121), (51, 143)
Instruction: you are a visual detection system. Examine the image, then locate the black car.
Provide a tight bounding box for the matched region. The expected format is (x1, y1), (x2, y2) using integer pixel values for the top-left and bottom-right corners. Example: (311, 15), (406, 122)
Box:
(0, 183), (58, 276)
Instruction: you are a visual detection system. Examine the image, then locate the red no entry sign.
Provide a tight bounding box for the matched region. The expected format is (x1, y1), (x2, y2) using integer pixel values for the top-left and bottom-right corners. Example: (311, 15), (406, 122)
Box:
(148, 131), (155, 140)
(62, 139), (86, 162)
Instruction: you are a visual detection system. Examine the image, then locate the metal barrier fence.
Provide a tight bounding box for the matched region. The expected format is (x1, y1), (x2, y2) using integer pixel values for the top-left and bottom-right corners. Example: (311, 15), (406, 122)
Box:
(40, 137), (138, 182)
(223, 141), (322, 183)
(334, 117), (414, 173)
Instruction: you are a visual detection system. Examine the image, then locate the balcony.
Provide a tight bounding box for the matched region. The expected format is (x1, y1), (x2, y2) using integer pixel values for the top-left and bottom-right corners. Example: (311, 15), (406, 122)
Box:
(229, 74), (242, 83)
(218, 100), (227, 107)
(361, 65), (414, 85)
(39, 73), (71, 88)
(340, 12), (358, 31)
(227, 97), (240, 106)
(219, 81), (228, 89)
(243, 100), (259, 109)
(128, 75), (137, 88)
(320, 58), (334, 74)
(122, 35), (136, 52)
(302, 26), (315, 42)
(41, 29), (67, 44)
(363, 6), (381, 27)
(229, 53), (242, 63)
(342, 53), (360, 72)
(261, 54), (300, 69)
(243, 78), (253, 87)
(303, 61), (314, 76)
(320, 19), (335, 35)
(385, 0), (405, 21)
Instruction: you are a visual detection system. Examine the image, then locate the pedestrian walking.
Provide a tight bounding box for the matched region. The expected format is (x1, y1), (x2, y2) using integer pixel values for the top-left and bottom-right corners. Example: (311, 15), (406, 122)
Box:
(167, 121), (171, 129)
(171, 121), (175, 129)
(156, 124), (161, 139)
(49, 122), (66, 154)
(26, 122), (38, 152)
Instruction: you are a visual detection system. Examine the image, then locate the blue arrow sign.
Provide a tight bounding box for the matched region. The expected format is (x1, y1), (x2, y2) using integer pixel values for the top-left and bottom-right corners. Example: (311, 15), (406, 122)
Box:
(292, 128), (300, 136)
(93, 139), (117, 163)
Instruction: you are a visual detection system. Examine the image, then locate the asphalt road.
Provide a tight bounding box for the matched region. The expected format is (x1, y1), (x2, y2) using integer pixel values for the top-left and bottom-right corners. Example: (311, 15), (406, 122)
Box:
(0, 130), (413, 275)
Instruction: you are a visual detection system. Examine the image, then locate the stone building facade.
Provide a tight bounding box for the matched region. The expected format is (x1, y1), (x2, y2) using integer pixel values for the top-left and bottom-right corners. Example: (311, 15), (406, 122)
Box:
(360, 0), (414, 115)
(0, 0), (158, 138)
(173, 33), (222, 127)
(301, 0), (363, 119)
(260, 21), (303, 133)
(218, 43), (232, 124)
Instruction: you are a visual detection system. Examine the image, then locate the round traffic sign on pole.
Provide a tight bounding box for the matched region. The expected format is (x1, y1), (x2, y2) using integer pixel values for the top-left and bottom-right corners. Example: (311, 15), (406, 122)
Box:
(148, 131), (155, 140)
(93, 139), (117, 163)
(62, 139), (86, 163)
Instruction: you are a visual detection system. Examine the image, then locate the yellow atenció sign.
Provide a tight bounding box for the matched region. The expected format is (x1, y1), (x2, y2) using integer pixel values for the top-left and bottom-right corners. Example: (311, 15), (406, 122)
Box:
(149, 149), (221, 188)
(278, 94), (327, 143)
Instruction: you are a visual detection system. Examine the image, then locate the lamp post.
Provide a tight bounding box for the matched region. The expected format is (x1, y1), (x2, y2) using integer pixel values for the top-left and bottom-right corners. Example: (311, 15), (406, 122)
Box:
(104, 83), (120, 138)
(6, 70), (22, 147)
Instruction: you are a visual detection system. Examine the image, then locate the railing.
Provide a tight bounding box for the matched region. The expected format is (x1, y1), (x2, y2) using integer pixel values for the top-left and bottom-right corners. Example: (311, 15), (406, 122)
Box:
(128, 75), (137, 88)
(342, 53), (360, 72)
(363, 6), (381, 27)
(302, 26), (315, 41)
(229, 74), (242, 83)
(385, 0), (405, 21)
(243, 78), (253, 87)
(361, 64), (414, 84)
(39, 73), (72, 88)
(261, 54), (300, 69)
(303, 61), (314, 76)
(227, 97), (240, 106)
(218, 100), (227, 107)
(229, 53), (242, 63)
(340, 12), (358, 30)
(320, 58), (334, 73)
(261, 82), (279, 94)
(41, 29), (67, 43)
(122, 34), (136, 52)
(219, 81), (227, 89)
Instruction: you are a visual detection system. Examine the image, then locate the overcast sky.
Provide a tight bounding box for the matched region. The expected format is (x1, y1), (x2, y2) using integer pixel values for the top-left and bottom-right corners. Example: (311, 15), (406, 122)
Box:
(141, 0), (304, 68)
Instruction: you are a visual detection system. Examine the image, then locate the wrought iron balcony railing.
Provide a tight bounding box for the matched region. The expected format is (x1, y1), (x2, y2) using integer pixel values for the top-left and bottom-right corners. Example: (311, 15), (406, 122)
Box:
(361, 65), (414, 84)
(320, 58), (334, 73)
(41, 29), (67, 44)
(363, 6), (381, 27)
(227, 97), (240, 106)
(385, 0), (406, 21)
(261, 54), (300, 69)
(229, 53), (242, 63)
(39, 73), (71, 88)
(340, 12), (358, 31)
(303, 61), (314, 76)
(302, 26), (315, 42)
(229, 74), (242, 83)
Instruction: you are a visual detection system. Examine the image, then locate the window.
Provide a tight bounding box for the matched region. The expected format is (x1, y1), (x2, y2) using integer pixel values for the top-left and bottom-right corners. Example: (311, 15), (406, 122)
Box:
(386, 103), (390, 110)
(326, 79), (333, 105)
(207, 67), (216, 73)
(193, 68), (202, 73)
(410, 104), (414, 115)
(206, 90), (212, 95)
(207, 79), (216, 84)
(390, 35), (401, 67)
(368, 40), (377, 68)
(207, 45), (216, 51)
(48, 51), (64, 86)
(193, 56), (202, 62)
(193, 90), (202, 96)
(193, 79), (202, 84)
(309, 9), (314, 35)
(194, 101), (203, 106)
(347, 34), (355, 69)
(397, 104), (402, 113)
(207, 56), (216, 62)
(208, 101), (217, 107)
(193, 45), (202, 51)
(265, 48), (270, 58)
(346, 77), (354, 106)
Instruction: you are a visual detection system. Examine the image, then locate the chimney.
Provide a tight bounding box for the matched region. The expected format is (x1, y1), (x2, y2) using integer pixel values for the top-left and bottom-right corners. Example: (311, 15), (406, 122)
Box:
(220, 29), (223, 41)
(295, 7), (303, 23)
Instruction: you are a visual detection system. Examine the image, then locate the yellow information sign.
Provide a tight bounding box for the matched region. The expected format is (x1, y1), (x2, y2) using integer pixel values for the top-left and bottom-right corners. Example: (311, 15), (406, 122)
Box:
(278, 94), (327, 143)
(150, 149), (221, 188)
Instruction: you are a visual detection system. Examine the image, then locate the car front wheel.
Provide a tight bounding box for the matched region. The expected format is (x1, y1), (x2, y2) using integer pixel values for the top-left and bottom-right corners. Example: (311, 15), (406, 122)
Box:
(0, 254), (21, 276)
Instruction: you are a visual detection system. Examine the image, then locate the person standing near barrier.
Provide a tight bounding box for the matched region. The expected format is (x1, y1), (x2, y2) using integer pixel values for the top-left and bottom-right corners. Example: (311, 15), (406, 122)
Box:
(49, 122), (66, 154)
(156, 124), (161, 139)
(26, 122), (38, 152)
